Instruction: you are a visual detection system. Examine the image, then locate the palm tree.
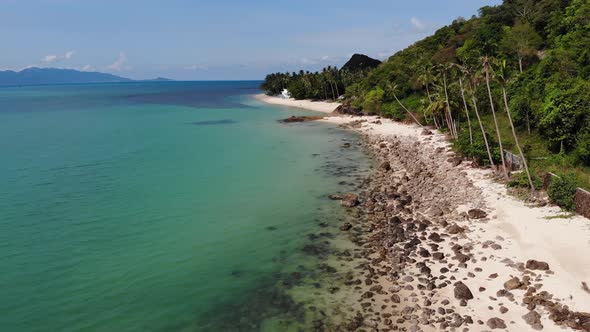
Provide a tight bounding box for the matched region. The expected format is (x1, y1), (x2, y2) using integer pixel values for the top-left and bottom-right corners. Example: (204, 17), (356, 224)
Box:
(467, 69), (495, 167)
(453, 63), (474, 145)
(482, 56), (508, 179)
(496, 60), (535, 193)
(385, 82), (424, 127)
(437, 64), (458, 139)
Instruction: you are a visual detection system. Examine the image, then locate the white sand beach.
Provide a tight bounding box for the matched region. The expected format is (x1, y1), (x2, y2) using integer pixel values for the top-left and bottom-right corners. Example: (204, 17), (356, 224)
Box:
(254, 94), (341, 114)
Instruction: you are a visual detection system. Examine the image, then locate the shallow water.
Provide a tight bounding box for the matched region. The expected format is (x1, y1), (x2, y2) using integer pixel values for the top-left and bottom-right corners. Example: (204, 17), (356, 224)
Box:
(0, 82), (371, 331)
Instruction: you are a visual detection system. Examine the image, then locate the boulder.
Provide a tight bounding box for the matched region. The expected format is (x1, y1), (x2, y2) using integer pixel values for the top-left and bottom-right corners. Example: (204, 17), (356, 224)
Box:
(526, 260), (550, 271)
(504, 277), (523, 290)
(378, 161), (391, 172)
(522, 310), (543, 330)
(468, 208), (487, 219)
(454, 282), (474, 300)
(487, 317), (506, 329)
(341, 193), (359, 207)
(340, 222), (353, 231)
(447, 224), (465, 234)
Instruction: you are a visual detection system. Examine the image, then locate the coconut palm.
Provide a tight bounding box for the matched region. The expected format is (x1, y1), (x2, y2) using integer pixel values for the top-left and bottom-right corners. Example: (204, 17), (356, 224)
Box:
(496, 60), (535, 193)
(482, 56), (508, 179)
(436, 64), (458, 139)
(452, 63), (474, 145)
(467, 68), (495, 167)
(385, 82), (424, 127)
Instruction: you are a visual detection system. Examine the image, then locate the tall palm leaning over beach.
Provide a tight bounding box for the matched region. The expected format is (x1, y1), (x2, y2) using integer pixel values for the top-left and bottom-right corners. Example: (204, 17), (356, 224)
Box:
(452, 63), (474, 145)
(482, 56), (508, 179)
(467, 67), (495, 168)
(385, 82), (424, 127)
(496, 60), (536, 194)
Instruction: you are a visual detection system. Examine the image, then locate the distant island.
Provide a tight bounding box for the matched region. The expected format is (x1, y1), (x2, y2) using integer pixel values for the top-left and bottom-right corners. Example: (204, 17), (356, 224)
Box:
(0, 67), (173, 86)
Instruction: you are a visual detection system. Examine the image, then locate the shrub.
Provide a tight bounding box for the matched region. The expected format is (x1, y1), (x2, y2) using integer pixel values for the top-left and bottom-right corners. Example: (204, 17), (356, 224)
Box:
(547, 174), (578, 211)
(507, 172), (543, 190)
(382, 102), (406, 121)
(453, 129), (501, 165)
(575, 130), (590, 166)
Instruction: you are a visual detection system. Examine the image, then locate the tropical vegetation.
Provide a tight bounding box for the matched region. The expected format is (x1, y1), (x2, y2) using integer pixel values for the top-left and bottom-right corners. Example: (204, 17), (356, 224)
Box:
(261, 0), (590, 201)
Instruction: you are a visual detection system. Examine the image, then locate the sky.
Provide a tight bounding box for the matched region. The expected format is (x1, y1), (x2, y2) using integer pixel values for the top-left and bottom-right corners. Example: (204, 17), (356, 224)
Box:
(0, 0), (502, 80)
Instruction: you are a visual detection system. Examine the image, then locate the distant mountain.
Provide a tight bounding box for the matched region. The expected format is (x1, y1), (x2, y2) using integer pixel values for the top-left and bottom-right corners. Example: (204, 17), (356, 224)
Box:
(0, 67), (173, 86)
(142, 77), (174, 82)
(341, 54), (382, 72)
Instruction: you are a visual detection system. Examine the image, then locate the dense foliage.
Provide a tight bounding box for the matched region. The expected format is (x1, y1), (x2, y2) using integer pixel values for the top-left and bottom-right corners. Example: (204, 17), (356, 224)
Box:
(261, 0), (590, 193)
(548, 174), (578, 211)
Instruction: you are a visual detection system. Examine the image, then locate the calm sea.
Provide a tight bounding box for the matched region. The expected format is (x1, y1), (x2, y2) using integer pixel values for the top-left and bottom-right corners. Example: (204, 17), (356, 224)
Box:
(0, 81), (370, 331)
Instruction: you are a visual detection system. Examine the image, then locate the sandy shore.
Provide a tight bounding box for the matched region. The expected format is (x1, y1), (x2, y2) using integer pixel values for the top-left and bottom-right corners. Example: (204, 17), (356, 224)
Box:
(258, 96), (590, 331)
(254, 94), (341, 114)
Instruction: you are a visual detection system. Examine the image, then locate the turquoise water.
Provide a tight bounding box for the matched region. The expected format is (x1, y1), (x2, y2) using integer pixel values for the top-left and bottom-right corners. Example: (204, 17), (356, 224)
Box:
(0, 82), (370, 331)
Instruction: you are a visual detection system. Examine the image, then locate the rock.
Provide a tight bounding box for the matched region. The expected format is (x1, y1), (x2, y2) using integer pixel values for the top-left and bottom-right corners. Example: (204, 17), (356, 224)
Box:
(421, 128), (433, 135)
(487, 317), (506, 329)
(379, 161), (391, 172)
(341, 193), (359, 207)
(391, 294), (401, 303)
(340, 222), (353, 231)
(522, 311), (543, 330)
(526, 260), (550, 271)
(454, 282), (474, 300)
(279, 115), (324, 123)
(447, 224), (465, 234)
(504, 277), (523, 290)
(500, 306), (509, 314)
(328, 194), (343, 200)
(468, 209), (487, 219)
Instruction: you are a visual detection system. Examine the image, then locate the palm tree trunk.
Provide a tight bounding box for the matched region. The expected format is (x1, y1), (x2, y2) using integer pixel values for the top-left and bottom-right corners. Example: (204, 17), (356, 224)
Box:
(471, 92), (495, 167)
(518, 57), (523, 73)
(443, 73), (457, 139)
(502, 87), (535, 193)
(459, 76), (474, 145)
(425, 84), (432, 103)
(329, 82), (336, 100)
(334, 81), (340, 98)
(392, 92), (423, 127)
(485, 70), (509, 179)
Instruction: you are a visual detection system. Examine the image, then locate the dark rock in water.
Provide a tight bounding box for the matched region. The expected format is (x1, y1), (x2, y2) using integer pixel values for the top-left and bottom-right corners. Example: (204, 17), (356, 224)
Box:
(526, 260), (550, 271)
(454, 282), (474, 300)
(340, 222), (353, 231)
(265, 226), (278, 231)
(468, 208), (487, 219)
(342, 142), (351, 148)
(279, 116), (324, 123)
(341, 193), (359, 207)
(378, 161), (391, 172)
(487, 317), (506, 329)
(328, 194), (343, 200)
(522, 310), (543, 330)
(189, 119), (237, 126)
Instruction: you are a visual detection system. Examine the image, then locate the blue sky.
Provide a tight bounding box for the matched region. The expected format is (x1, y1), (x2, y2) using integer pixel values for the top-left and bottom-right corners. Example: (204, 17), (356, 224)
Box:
(0, 0), (501, 80)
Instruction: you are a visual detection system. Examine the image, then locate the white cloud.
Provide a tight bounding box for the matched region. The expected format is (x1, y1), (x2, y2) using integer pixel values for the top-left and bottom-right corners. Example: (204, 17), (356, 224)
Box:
(106, 52), (128, 71)
(184, 64), (209, 71)
(41, 51), (75, 64)
(410, 17), (426, 31)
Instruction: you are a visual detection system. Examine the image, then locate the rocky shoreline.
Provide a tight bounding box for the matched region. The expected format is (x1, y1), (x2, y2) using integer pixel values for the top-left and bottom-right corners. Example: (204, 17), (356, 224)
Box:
(319, 118), (590, 331)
